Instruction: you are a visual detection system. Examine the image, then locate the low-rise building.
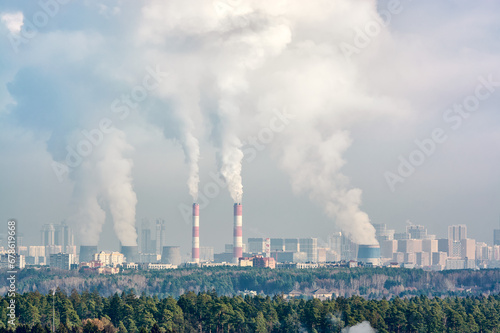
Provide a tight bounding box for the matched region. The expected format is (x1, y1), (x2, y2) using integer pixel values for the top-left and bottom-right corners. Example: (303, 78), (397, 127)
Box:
(252, 255), (276, 269)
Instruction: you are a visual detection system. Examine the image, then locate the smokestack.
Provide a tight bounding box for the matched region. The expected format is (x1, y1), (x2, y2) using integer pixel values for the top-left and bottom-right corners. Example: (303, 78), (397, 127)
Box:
(79, 245), (98, 263)
(121, 245), (139, 263)
(192, 203), (199, 263)
(233, 203), (242, 263)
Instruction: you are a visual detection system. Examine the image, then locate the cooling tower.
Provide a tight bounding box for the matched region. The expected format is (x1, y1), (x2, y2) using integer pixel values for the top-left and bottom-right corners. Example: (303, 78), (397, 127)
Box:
(192, 203), (200, 263)
(79, 245), (98, 263)
(233, 203), (243, 263)
(162, 246), (181, 266)
(357, 244), (381, 266)
(121, 245), (139, 263)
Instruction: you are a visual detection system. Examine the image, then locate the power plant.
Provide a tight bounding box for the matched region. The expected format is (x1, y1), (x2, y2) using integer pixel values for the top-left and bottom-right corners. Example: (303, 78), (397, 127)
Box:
(192, 203), (199, 263)
(357, 244), (381, 266)
(75, 202), (384, 268)
(233, 203), (243, 263)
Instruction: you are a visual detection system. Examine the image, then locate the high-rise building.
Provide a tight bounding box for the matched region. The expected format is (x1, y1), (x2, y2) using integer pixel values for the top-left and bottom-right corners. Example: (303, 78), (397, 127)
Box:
(475, 242), (488, 261)
(422, 239), (438, 253)
(437, 238), (449, 253)
(54, 223), (74, 248)
(141, 219), (167, 255)
(460, 239), (476, 260)
(199, 247), (214, 262)
(284, 238), (300, 252)
(41, 223), (74, 248)
(270, 238), (285, 251)
(328, 232), (342, 256)
(397, 239), (422, 253)
(341, 234), (357, 261)
(155, 219), (167, 255)
(448, 225), (467, 257)
(248, 238), (265, 254)
(141, 220), (153, 254)
(299, 238), (318, 262)
(407, 224), (428, 240)
(49, 253), (75, 270)
(494, 229), (500, 246)
(373, 223), (395, 242)
(41, 224), (55, 246)
(394, 232), (410, 240)
(380, 240), (397, 259)
(225, 244), (234, 254)
(448, 224), (467, 241)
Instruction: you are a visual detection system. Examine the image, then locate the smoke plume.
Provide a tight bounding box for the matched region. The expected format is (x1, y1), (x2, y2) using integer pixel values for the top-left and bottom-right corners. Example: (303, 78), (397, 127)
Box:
(70, 169), (106, 246)
(137, 0), (292, 203)
(96, 130), (138, 246)
(184, 131), (200, 201)
(137, 0), (387, 243)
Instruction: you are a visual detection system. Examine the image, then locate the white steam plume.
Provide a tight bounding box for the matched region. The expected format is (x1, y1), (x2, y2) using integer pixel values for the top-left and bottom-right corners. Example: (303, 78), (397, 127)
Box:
(184, 131), (200, 201)
(96, 130), (138, 246)
(137, 0), (291, 203)
(136, 0), (402, 243)
(70, 174), (106, 246)
(280, 130), (377, 245)
(177, 92), (201, 201)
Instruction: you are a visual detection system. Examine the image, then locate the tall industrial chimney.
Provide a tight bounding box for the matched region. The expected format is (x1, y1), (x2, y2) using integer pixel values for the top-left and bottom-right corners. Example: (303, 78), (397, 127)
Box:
(233, 203), (242, 263)
(192, 203), (200, 263)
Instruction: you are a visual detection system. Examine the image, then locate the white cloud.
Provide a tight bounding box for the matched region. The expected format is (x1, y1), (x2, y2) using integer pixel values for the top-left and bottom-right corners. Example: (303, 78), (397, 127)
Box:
(1, 12), (23, 34)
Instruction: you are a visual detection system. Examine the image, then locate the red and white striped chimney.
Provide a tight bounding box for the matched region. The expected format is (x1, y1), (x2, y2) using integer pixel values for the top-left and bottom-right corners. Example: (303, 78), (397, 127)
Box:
(192, 203), (199, 263)
(233, 203), (242, 263)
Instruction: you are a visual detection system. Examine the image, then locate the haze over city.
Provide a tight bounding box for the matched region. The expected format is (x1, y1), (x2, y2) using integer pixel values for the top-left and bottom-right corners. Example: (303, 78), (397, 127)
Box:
(0, 0), (499, 257)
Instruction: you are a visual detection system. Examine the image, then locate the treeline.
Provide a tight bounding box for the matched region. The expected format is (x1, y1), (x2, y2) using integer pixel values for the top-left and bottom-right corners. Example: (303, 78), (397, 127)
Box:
(1, 267), (500, 299)
(0, 291), (500, 332)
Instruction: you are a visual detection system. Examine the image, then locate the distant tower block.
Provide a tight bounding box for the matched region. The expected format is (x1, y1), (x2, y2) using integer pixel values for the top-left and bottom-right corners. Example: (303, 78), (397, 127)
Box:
(233, 203), (243, 263)
(192, 203), (200, 263)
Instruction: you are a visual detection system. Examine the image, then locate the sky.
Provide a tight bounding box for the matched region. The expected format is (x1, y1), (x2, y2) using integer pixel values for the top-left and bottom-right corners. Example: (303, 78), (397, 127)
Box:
(0, 0), (499, 257)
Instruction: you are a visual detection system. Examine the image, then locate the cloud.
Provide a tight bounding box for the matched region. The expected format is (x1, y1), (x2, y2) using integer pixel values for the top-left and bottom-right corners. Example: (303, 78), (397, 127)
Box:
(1, 0), (499, 249)
(1, 12), (23, 34)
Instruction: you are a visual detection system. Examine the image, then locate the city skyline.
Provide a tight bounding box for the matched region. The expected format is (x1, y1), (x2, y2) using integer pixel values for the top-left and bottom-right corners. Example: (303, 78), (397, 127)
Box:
(8, 212), (500, 257)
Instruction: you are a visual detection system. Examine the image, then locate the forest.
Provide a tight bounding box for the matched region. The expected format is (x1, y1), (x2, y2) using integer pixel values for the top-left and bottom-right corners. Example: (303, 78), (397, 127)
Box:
(1, 267), (499, 299)
(0, 290), (499, 332)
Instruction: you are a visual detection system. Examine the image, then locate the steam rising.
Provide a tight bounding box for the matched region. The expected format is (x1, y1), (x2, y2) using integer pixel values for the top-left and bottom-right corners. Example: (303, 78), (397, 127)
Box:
(139, 0), (383, 243)
(69, 130), (138, 246)
(184, 131), (200, 200)
(5, 0), (409, 245)
(71, 178), (106, 246)
(96, 130), (138, 246)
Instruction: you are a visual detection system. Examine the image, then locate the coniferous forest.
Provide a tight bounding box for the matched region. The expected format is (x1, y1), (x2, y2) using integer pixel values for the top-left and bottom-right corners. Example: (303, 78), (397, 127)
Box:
(1, 268), (499, 332)
(1, 290), (500, 332)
